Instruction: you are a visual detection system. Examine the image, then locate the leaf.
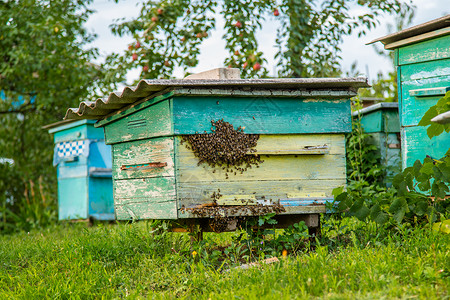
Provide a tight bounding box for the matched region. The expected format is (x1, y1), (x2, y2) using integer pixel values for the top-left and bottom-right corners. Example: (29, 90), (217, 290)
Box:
(392, 173), (404, 189)
(405, 172), (414, 190)
(432, 219), (450, 234)
(332, 186), (344, 198)
(413, 200), (429, 216)
(369, 204), (388, 225)
(418, 105), (438, 126)
(397, 181), (408, 196)
(418, 180), (431, 191)
(336, 192), (351, 211)
(421, 162), (434, 176)
(427, 124), (444, 139)
(389, 197), (408, 223)
(258, 218), (264, 226)
(349, 199), (370, 221)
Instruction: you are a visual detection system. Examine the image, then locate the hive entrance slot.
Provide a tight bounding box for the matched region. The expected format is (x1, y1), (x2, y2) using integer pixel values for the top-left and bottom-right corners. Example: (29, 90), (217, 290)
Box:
(120, 162), (167, 171)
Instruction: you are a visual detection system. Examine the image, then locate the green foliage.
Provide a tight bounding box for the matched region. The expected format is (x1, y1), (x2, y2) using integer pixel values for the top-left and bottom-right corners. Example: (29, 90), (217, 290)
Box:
(0, 0), (116, 232)
(346, 98), (386, 193)
(335, 95), (450, 226)
(358, 71), (397, 102)
(107, 0), (414, 81)
(418, 91), (450, 138)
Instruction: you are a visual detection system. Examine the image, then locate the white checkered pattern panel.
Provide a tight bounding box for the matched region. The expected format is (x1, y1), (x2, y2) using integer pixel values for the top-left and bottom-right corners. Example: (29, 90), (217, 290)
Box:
(56, 140), (86, 158)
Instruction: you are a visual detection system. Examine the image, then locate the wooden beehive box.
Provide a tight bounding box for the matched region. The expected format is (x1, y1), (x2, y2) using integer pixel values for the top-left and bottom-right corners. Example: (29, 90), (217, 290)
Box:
(64, 70), (368, 230)
(353, 103), (401, 186)
(370, 15), (450, 169)
(44, 119), (114, 221)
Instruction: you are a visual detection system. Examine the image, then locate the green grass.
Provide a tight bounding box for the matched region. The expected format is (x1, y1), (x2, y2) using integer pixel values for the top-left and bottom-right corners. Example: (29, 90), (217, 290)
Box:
(0, 219), (448, 299)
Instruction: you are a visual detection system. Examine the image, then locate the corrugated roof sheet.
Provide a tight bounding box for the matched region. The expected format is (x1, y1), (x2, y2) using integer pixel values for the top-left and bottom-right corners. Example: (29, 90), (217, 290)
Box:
(368, 14), (450, 46)
(64, 77), (369, 121)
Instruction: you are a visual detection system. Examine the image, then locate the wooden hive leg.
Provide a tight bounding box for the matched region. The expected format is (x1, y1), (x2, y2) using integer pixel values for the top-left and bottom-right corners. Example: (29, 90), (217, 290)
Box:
(306, 214), (320, 237)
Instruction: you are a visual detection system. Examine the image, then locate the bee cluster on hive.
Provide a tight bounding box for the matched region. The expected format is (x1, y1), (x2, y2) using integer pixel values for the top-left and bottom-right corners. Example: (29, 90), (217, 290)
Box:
(180, 121), (286, 229)
(181, 119), (262, 178)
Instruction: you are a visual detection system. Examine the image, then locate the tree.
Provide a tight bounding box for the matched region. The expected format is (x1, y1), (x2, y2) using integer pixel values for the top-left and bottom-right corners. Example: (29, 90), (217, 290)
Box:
(0, 0), (108, 231)
(359, 4), (415, 102)
(106, 0), (414, 82)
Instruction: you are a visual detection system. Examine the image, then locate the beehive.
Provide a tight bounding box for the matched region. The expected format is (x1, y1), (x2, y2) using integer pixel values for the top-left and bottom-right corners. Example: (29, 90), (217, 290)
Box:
(64, 69), (368, 230)
(370, 15), (450, 169)
(44, 119), (114, 220)
(353, 103), (401, 186)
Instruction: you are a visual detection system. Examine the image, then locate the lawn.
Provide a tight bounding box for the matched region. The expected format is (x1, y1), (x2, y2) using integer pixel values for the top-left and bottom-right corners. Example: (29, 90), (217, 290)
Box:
(0, 218), (448, 299)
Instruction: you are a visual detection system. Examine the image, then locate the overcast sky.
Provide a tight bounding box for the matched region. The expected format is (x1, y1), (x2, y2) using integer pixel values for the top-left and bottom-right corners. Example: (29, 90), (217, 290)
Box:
(85, 0), (449, 86)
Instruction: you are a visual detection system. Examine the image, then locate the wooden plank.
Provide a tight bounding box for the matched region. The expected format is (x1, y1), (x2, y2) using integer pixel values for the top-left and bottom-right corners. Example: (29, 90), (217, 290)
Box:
(216, 195), (257, 206)
(177, 151), (345, 182)
(397, 33), (450, 65)
(180, 205), (326, 218)
(174, 88), (357, 98)
(176, 179), (344, 211)
(399, 59), (450, 126)
(104, 100), (172, 145)
(172, 96), (352, 134)
(114, 177), (177, 220)
(401, 126), (450, 169)
(400, 58), (450, 82)
(96, 91), (175, 128)
(360, 111), (383, 133)
(88, 177), (114, 216)
(112, 137), (174, 180)
(384, 110), (400, 133)
(58, 177), (88, 220)
(57, 157), (89, 179)
(175, 134), (345, 182)
(179, 134), (346, 155)
(409, 86), (450, 97)
(400, 82), (450, 127)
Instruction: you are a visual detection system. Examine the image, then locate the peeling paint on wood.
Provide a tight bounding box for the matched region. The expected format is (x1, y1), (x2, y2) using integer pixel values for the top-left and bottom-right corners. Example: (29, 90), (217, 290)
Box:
(104, 100), (172, 144)
(114, 177), (177, 219)
(112, 137), (174, 180)
(172, 96), (352, 134)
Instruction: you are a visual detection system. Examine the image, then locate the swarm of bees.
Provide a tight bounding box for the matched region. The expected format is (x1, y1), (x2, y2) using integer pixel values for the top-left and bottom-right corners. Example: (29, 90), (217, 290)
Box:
(181, 119), (262, 177)
(180, 119), (285, 231)
(187, 204), (286, 233)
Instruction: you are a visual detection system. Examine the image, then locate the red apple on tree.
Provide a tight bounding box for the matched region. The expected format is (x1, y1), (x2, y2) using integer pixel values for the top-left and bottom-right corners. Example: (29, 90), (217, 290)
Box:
(128, 45), (133, 51)
(143, 65), (149, 72)
(135, 41), (141, 49)
(157, 8), (163, 15)
(234, 50), (239, 56)
(273, 9), (279, 16)
(234, 21), (242, 28)
(164, 60), (171, 67)
(253, 63), (261, 71)
(243, 62), (248, 68)
(132, 53), (138, 61)
(151, 16), (158, 22)
(196, 32), (202, 38)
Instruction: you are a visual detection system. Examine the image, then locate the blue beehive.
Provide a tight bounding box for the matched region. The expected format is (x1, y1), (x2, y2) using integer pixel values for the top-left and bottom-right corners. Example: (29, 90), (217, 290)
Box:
(44, 119), (114, 220)
(353, 102), (401, 186)
(370, 15), (450, 169)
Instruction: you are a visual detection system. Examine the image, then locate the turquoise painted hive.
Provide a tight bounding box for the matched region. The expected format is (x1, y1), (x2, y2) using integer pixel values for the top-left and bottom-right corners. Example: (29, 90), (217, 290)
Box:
(64, 70), (368, 231)
(353, 102), (401, 186)
(45, 119), (114, 221)
(370, 15), (450, 169)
